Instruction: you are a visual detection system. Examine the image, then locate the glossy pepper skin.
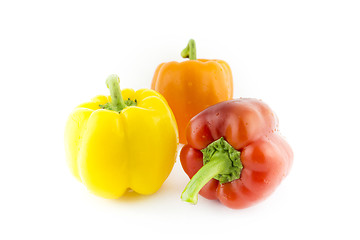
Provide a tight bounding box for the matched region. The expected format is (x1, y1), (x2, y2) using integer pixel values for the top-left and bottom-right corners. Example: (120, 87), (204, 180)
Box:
(65, 75), (178, 198)
(180, 98), (293, 209)
(151, 39), (233, 144)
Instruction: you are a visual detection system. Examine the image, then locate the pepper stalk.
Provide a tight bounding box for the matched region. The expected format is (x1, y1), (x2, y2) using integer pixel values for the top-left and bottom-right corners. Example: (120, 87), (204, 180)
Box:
(100, 74), (137, 112)
(181, 39), (197, 60)
(181, 137), (243, 204)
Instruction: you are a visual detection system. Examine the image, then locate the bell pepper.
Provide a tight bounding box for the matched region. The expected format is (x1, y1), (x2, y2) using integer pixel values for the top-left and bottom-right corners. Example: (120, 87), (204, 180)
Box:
(180, 98), (293, 209)
(64, 74), (178, 198)
(151, 39), (233, 144)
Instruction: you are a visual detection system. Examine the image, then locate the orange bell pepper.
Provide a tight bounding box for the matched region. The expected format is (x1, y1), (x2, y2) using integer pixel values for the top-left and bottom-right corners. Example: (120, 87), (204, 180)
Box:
(151, 39), (233, 144)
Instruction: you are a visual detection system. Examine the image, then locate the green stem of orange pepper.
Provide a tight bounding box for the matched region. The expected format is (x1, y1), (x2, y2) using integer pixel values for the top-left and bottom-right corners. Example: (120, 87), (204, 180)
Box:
(181, 39), (197, 60)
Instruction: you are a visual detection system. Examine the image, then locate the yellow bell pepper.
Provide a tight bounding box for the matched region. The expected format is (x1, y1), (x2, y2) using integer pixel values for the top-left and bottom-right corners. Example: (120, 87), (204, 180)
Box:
(64, 74), (178, 198)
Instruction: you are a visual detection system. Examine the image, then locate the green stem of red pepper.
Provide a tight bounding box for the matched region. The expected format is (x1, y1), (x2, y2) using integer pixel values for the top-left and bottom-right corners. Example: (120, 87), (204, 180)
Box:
(181, 39), (197, 60)
(181, 151), (230, 204)
(181, 137), (243, 204)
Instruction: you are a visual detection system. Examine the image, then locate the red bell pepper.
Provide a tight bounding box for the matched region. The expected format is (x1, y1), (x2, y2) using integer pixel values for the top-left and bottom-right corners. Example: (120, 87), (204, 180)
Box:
(180, 98), (293, 209)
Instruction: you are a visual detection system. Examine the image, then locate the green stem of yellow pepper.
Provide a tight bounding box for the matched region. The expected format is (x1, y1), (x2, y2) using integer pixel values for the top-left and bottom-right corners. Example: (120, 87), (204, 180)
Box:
(100, 74), (127, 112)
(181, 39), (197, 60)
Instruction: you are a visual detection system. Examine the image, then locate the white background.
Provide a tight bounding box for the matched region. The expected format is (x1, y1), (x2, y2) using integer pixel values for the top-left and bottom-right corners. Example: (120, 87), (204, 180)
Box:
(1, 0), (359, 239)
